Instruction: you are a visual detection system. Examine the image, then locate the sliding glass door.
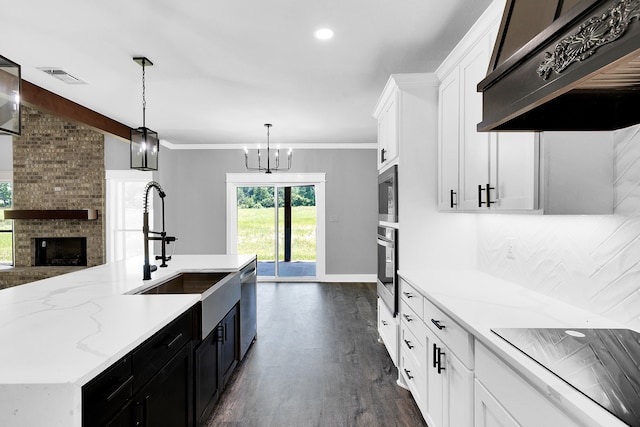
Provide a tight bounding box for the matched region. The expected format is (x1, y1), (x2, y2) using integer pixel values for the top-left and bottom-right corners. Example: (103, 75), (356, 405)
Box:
(236, 185), (316, 278)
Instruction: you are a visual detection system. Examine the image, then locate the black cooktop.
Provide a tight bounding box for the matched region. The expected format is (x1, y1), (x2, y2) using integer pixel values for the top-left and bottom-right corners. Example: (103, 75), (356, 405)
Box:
(492, 328), (640, 427)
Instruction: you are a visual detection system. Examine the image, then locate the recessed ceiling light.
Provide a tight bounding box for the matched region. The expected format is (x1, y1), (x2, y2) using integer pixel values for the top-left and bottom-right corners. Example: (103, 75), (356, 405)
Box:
(314, 28), (334, 40)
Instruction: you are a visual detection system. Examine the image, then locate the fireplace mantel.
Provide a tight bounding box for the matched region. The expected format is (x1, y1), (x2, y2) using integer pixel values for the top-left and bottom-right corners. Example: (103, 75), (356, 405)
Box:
(4, 209), (99, 220)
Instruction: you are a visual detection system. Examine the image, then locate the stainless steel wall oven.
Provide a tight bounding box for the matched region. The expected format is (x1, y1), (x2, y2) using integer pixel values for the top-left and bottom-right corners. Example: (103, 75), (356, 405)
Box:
(377, 225), (397, 316)
(378, 165), (397, 222)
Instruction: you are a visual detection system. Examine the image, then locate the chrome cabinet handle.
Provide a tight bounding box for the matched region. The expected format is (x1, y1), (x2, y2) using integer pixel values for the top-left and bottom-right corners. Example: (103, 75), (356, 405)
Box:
(381, 148), (387, 163)
(404, 339), (414, 350)
(450, 189), (457, 208)
(381, 320), (388, 326)
(478, 184), (484, 207)
(402, 291), (414, 299)
(431, 319), (445, 330)
(402, 313), (413, 323)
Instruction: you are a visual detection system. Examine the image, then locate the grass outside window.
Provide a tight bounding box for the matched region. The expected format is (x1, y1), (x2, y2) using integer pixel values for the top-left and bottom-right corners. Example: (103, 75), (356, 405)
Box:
(237, 206), (316, 262)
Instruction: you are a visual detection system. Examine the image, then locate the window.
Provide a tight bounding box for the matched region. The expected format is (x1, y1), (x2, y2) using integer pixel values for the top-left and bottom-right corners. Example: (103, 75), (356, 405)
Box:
(0, 172), (13, 266)
(105, 171), (153, 263)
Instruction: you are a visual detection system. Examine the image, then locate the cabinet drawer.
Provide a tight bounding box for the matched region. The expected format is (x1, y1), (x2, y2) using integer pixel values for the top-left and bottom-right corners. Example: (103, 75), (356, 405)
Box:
(399, 277), (423, 320)
(424, 297), (473, 369)
(400, 313), (427, 372)
(83, 355), (133, 427)
(133, 308), (194, 391)
(378, 298), (398, 366)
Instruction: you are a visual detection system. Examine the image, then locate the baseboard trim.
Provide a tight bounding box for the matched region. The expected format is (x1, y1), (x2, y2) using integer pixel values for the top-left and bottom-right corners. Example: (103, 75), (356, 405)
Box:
(322, 274), (376, 283)
(256, 274), (376, 283)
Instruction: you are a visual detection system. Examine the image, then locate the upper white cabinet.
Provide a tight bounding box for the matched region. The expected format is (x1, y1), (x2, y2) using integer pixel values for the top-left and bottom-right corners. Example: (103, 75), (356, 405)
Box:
(376, 94), (398, 169)
(437, 11), (539, 213)
(374, 74), (438, 171)
(436, 1), (612, 214)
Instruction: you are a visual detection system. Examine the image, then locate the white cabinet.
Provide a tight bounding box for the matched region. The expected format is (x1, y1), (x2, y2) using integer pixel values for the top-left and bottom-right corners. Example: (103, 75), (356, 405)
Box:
(374, 73), (439, 171)
(376, 94), (398, 169)
(475, 341), (580, 427)
(398, 275), (474, 427)
(475, 380), (520, 427)
(438, 26), (539, 212)
(437, 69), (461, 210)
(425, 327), (474, 427)
(377, 297), (398, 366)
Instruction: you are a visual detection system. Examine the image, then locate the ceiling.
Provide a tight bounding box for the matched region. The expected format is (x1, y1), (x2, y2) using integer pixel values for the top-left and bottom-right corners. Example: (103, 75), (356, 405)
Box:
(2, 0), (493, 148)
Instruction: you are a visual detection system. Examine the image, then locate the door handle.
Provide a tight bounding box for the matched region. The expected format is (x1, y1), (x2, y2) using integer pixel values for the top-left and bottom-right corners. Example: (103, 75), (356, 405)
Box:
(450, 189), (457, 209)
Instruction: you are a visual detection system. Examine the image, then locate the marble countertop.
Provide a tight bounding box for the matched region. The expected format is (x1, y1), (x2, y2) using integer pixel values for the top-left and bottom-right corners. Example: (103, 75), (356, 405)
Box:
(0, 254), (254, 426)
(398, 268), (629, 427)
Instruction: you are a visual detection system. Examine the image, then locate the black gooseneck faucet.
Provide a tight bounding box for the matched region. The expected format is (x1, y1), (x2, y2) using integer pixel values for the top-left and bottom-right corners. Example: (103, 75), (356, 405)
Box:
(143, 181), (176, 280)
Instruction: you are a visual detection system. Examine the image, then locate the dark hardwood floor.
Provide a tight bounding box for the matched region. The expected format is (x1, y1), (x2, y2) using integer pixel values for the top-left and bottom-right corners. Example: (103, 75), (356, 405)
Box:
(206, 282), (427, 427)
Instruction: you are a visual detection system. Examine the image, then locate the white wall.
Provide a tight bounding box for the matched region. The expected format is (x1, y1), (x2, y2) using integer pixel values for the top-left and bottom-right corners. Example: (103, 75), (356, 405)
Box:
(477, 124), (640, 331)
(399, 77), (478, 272)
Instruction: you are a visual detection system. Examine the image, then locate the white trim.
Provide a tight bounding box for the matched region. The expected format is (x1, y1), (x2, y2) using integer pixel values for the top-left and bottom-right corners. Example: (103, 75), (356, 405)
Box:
(226, 173), (326, 185)
(435, 0), (505, 80)
(321, 274), (376, 283)
(226, 173), (326, 280)
(162, 140), (376, 150)
(257, 274), (375, 283)
(0, 171), (13, 181)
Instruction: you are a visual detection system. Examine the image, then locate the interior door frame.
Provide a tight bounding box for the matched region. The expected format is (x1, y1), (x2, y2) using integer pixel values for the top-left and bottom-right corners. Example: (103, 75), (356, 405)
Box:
(226, 173), (326, 282)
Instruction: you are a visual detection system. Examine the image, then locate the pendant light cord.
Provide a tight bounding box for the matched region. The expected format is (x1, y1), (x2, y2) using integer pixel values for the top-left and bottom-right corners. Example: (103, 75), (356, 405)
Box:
(141, 59), (146, 128)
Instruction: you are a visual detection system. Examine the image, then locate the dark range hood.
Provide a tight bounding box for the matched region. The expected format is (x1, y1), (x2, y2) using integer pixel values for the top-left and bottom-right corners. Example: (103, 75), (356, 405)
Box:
(478, 0), (640, 131)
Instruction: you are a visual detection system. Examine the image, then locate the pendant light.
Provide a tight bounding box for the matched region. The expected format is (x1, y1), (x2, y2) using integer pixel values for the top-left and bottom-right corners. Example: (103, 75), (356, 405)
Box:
(130, 57), (159, 171)
(244, 124), (292, 173)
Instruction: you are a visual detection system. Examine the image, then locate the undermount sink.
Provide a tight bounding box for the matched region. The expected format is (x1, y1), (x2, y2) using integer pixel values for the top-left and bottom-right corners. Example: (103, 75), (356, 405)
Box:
(140, 272), (231, 295)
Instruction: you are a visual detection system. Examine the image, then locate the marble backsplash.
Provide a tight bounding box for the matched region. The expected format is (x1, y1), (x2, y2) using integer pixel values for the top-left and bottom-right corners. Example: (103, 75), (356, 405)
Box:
(478, 124), (640, 331)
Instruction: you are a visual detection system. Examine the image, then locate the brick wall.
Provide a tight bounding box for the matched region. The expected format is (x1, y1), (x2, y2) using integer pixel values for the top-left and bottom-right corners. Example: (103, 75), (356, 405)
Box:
(11, 105), (105, 269)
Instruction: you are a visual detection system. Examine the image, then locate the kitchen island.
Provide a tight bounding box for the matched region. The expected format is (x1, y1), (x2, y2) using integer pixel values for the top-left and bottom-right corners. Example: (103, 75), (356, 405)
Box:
(0, 254), (256, 427)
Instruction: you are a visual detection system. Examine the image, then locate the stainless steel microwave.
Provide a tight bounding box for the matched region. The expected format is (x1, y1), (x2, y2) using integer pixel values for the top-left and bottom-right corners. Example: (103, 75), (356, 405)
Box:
(378, 165), (397, 222)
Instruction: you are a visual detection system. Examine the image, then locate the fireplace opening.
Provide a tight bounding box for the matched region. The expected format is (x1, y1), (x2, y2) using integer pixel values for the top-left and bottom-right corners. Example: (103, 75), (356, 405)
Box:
(34, 237), (87, 266)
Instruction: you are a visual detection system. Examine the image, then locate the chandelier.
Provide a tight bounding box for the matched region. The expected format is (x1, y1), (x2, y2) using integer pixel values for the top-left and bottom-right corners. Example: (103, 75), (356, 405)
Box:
(130, 57), (159, 171)
(244, 124), (292, 173)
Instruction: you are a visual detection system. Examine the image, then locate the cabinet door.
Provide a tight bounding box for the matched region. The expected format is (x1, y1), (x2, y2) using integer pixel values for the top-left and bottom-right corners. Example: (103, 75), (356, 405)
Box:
(475, 380), (520, 427)
(459, 36), (491, 211)
(220, 305), (239, 387)
(378, 94), (398, 169)
(444, 345), (474, 427)
(425, 327), (473, 427)
(425, 327), (445, 427)
(134, 343), (194, 427)
(490, 132), (539, 210)
(195, 328), (220, 425)
(438, 68), (461, 211)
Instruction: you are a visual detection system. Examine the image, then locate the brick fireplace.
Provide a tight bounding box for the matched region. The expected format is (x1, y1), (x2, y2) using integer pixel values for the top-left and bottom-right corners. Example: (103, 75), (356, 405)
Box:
(0, 106), (105, 288)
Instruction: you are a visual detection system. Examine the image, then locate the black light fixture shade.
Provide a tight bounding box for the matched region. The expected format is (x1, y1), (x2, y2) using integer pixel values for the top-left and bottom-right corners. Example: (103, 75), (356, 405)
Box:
(131, 126), (159, 171)
(131, 56), (158, 171)
(0, 54), (21, 136)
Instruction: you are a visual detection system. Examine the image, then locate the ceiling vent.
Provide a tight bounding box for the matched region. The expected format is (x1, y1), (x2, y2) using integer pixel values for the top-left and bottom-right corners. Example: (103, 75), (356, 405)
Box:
(38, 67), (86, 84)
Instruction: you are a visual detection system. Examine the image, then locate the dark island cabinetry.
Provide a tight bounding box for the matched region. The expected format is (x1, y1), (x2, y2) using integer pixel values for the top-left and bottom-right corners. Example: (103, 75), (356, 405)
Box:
(82, 309), (194, 427)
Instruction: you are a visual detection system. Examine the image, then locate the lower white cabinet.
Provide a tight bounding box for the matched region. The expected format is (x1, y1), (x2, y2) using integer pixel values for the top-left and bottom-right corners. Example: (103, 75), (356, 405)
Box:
(474, 380), (520, 427)
(377, 297), (398, 366)
(474, 341), (579, 427)
(424, 323), (474, 427)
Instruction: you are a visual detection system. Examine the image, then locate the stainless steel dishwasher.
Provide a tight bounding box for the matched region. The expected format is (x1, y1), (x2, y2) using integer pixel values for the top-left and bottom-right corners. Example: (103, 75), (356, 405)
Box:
(239, 260), (257, 360)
